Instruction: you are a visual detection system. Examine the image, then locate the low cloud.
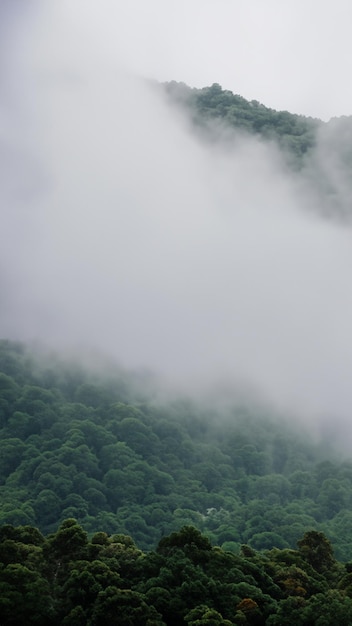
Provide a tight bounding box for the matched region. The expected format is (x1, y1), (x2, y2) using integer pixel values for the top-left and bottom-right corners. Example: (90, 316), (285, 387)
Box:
(2, 2), (352, 440)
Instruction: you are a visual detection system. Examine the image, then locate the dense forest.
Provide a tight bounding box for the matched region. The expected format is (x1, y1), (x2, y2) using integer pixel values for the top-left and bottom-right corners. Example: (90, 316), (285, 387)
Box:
(3, 82), (352, 623)
(2, 520), (352, 625)
(1, 339), (352, 567)
(162, 81), (321, 160)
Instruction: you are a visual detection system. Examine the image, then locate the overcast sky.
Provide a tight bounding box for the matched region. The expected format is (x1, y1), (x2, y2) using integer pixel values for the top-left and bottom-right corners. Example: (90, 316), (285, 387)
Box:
(4, 0), (351, 120)
(118, 0), (352, 120)
(2, 1), (352, 439)
(32, 0), (352, 121)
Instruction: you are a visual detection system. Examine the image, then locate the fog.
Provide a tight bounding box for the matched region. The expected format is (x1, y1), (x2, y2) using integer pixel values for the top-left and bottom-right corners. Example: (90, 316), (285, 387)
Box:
(1, 2), (352, 437)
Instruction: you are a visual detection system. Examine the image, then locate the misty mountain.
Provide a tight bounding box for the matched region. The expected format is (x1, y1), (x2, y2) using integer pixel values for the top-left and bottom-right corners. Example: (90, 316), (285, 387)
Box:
(163, 81), (320, 159)
(4, 4), (352, 624)
(2, 339), (352, 564)
(162, 81), (352, 220)
(3, 0), (352, 563)
(3, 12), (352, 434)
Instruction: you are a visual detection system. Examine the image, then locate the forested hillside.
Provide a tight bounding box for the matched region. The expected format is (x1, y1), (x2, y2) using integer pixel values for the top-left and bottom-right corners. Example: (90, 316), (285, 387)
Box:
(1, 339), (352, 566)
(4, 2), (352, 622)
(163, 81), (321, 160)
(3, 82), (352, 626)
(162, 81), (352, 219)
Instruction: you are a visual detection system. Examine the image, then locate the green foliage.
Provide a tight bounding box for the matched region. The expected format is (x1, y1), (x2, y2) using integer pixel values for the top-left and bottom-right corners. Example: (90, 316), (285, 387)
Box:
(297, 530), (336, 574)
(1, 520), (351, 624)
(163, 81), (321, 163)
(157, 526), (212, 556)
(1, 339), (352, 562)
(185, 604), (232, 625)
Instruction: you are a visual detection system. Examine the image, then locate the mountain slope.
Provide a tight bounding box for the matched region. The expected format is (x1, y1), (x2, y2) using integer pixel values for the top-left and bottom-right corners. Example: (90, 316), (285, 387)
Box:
(1, 340), (352, 560)
(162, 81), (352, 219)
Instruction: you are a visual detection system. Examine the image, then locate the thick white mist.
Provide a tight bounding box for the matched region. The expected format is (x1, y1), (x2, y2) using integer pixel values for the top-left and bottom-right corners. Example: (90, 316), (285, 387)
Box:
(2, 1), (352, 436)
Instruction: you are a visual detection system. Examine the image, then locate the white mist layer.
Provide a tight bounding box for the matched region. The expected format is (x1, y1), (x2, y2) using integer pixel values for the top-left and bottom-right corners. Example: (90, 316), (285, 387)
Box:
(1, 1), (352, 433)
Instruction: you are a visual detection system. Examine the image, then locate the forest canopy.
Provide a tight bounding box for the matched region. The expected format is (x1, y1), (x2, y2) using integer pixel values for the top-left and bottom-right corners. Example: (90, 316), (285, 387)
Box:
(1, 519), (352, 625)
(162, 80), (321, 160)
(1, 339), (352, 565)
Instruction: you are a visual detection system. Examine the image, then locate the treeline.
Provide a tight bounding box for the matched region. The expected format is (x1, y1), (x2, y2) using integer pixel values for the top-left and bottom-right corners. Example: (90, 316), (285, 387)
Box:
(161, 81), (352, 220)
(1, 520), (352, 625)
(162, 81), (321, 160)
(1, 339), (352, 561)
